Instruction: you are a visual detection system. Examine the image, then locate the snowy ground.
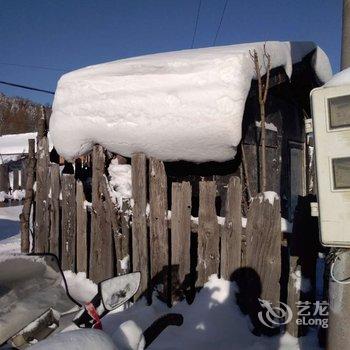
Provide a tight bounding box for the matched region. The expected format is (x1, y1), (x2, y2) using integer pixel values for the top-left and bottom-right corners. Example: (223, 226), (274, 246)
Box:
(0, 205), (22, 255)
(0, 205), (321, 349)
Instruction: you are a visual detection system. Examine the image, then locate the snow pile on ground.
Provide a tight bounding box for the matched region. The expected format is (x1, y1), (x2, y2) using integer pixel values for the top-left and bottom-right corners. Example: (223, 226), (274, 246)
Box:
(54, 269), (321, 349)
(29, 329), (117, 350)
(0, 190), (25, 202)
(50, 41), (332, 163)
(325, 67), (350, 87)
(108, 158), (132, 208)
(100, 275), (321, 350)
(0, 205), (22, 255)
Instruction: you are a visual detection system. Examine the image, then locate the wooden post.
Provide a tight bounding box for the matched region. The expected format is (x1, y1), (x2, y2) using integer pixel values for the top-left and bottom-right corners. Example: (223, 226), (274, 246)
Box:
(90, 145), (104, 281)
(221, 177), (242, 280)
(34, 135), (50, 253)
(61, 174), (76, 271)
(131, 153), (148, 300)
(13, 170), (19, 191)
(102, 200), (114, 279)
(0, 164), (9, 192)
(245, 195), (281, 305)
(99, 176), (120, 275)
(171, 182), (191, 292)
(49, 163), (60, 257)
(20, 139), (36, 253)
(149, 158), (168, 292)
(90, 146), (114, 282)
(76, 180), (87, 273)
(196, 181), (220, 287)
(116, 200), (131, 275)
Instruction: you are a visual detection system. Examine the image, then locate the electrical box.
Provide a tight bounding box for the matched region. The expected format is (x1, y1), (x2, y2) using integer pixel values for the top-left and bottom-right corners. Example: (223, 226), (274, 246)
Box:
(311, 85), (350, 247)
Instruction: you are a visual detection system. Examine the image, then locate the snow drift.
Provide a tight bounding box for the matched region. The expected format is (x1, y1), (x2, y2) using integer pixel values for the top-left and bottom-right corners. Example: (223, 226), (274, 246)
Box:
(50, 41), (332, 162)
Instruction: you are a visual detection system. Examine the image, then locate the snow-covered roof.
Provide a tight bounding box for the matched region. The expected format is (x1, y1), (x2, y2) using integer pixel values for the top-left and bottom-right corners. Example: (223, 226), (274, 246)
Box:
(0, 132), (53, 164)
(50, 41), (332, 163)
(325, 67), (350, 88)
(0, 132), (37, 156)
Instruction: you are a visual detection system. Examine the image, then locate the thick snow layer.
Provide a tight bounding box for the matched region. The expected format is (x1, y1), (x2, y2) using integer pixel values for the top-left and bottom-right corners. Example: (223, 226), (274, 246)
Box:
(50, 41), (332, 162)
(29, 329), (116, 350)
(325, 67), (350, 87)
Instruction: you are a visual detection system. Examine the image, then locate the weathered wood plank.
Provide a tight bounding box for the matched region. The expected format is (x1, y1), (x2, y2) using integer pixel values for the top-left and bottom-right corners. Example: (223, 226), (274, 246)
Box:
(76, 180), (88, 273)
(49, 163), (60, 257)
(196, 181), (220, 287)
(149, 158), (168, 292)
(131, 153), (148, 300)
(34, 136), (50, 253)
(20, 139), (35, 253)
(116, 200), (131, 275)
(61, 174), (76, 271)
(221, 177), (242, 280)
(171, 182), (191, 292)
(13, 170), (19, 191)
(90, 145), (110, 282)
(245, 195), (281, 305)
(102, 200), (114, 279)
(99, 176), (120, 276)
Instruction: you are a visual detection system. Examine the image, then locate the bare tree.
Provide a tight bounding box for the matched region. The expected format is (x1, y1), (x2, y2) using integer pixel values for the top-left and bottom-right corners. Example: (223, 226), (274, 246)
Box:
(249, 45), (271, 192)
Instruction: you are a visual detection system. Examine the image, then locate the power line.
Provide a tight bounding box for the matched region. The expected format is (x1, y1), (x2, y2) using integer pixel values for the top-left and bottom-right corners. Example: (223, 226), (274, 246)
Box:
(213, 0), (229, 46)
(0, 80), (55, 95)
(191, 0), (202, 49)
(0, 61), (68, 73)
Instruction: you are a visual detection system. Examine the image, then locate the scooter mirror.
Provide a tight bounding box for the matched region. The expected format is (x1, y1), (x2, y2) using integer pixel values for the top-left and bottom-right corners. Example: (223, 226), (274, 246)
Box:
(100, 272), (141, 311)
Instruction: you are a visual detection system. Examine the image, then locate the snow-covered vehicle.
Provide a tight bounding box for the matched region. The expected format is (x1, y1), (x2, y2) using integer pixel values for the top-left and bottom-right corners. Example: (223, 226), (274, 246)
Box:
(0, 254), (183, 349)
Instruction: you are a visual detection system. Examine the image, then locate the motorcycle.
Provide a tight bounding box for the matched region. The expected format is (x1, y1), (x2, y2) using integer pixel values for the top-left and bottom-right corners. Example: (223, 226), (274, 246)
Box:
(0, 253), (183, 349)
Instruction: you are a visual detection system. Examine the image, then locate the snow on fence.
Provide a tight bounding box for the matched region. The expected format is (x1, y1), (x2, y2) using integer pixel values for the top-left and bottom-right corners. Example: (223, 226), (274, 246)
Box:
(20, 133), (321, 337)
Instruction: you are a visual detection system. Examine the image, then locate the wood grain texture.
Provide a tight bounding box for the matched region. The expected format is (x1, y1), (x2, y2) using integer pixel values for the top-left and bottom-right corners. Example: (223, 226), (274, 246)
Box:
(49, 163), (60, 257)
(34, 136), (50, 253)
(116, 200), (131, 275)
(245, 195), (281, 305)
(89, 145), (106, 283)
(171, 182), (191, 290)
(221, 177), (242, 280)
(197, 181), (220, 287)
(20, 139), (35, 253)
(61, 174), (76, 271)
(76, 180), (87, 273)
(131, 153), (148, 299)
(149, 158), (168, 290)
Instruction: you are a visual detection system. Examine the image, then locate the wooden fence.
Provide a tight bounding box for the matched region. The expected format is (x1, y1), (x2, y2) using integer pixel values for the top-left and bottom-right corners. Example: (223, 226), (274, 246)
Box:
(20, 137), (322, 337)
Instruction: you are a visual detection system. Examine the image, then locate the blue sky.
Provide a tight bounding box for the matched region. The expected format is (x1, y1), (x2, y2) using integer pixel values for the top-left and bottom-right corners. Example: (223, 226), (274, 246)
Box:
(0, 0), (342, 105)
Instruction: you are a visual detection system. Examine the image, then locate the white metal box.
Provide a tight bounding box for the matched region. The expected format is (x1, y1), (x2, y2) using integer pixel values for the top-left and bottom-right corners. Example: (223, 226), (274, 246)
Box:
(311, 85), (350, 246)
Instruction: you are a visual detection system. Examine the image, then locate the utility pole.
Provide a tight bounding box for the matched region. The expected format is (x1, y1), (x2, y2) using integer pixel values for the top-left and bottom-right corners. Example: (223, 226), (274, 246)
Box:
(327, 1), (350, 349)
(341, 0), (350, 69)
